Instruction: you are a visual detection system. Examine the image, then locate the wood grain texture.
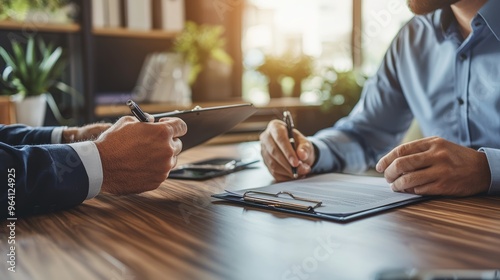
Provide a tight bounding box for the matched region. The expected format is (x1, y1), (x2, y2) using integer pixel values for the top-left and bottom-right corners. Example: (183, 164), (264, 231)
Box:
(1, 142), (499, 280)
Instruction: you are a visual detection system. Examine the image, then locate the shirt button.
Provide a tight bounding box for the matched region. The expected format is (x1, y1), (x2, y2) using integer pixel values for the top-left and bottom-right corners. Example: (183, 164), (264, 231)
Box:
(459, 53), (467, 60)
(457, 97), (464, 105)
(474, 21), (482, 27)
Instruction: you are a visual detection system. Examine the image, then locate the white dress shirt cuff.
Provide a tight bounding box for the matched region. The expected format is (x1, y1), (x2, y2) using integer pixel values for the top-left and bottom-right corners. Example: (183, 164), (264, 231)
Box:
(51, 127), (67, 144)
(68, 142), (103, 199)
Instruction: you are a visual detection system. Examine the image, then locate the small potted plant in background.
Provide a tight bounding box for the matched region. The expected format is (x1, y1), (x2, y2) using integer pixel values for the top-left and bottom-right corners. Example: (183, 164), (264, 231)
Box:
(256, 53), (314, 99)
(255, 54), (287, 98)
(319, 67), (366, 116)
(284, 54), (314, 98)
(173, 21), (233, 101)
(0, 0), (77, 24)
(0, 36), (75, 126)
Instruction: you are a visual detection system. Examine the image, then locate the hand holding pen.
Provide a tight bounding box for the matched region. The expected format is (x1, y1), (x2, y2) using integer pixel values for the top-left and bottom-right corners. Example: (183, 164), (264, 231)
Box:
(259, 114), (316, 182)
(283, 110), (299, 179)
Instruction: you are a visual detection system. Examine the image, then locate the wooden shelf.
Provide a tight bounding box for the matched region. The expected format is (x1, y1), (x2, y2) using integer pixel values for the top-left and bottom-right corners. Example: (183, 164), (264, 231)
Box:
(0, 20), (80, 33)
(93, 27), (179, 39)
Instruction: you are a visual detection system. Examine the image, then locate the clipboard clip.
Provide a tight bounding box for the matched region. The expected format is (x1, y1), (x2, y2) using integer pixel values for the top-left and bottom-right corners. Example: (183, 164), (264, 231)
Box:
(242, 191), (322, 212)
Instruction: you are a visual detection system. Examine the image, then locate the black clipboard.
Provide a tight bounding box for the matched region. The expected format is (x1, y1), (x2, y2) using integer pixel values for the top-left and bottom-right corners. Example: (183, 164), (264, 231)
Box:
(212, 173), (431, 222)
(153, 103), (257, 151)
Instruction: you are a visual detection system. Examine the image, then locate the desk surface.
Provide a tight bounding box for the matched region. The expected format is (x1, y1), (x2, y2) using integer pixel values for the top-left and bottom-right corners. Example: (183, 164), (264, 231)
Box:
(2, 143), (500, 280)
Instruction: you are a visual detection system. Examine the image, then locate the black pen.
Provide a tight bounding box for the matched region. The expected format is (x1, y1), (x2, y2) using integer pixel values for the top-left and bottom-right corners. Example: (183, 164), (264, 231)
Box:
(283, 110), (298, 179)
(127, 100), (149, 122)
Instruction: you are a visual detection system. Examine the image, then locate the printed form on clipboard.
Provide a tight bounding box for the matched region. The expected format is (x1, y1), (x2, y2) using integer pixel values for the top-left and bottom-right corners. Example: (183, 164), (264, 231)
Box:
(212, 173), (431, 222)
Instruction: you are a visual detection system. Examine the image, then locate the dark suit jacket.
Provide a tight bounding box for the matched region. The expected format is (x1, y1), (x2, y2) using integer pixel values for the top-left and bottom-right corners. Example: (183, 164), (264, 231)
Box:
(1, 125), (89, 218)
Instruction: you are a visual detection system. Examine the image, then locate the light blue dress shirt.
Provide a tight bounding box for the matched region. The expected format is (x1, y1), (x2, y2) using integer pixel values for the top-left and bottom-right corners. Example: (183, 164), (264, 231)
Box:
(310, 0), (500, 195)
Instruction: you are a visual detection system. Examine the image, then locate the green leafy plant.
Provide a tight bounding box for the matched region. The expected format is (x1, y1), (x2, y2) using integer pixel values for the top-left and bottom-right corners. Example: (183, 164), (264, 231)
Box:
(320, 67), (366, 115)
(0, 36), (71, 98)
(0, 0), (71, 21)
(0, 36), (78, 124)
(255, 55), (287, 98)
(256, 53), (314, 98)
(173, 21), (232, 85)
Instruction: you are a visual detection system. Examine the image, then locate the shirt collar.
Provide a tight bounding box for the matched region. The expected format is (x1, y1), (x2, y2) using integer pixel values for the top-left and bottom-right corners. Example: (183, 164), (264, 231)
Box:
(439, 7), (460, 41)
(439, 6), (455, 36)
(478, 0), (500, 41)
(439, 0), (500, 41)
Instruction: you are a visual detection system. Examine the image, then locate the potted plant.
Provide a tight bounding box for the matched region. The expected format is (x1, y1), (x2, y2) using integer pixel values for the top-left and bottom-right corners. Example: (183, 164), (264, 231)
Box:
(0, 0), (76, 24)
(173, 21), (233, 101)
(255, 53), (313, 99)
(256, 55), (287, 98)
(319, 67), (366, 116)
(284, 54), (314, 98)
(0, 36), (74, 126)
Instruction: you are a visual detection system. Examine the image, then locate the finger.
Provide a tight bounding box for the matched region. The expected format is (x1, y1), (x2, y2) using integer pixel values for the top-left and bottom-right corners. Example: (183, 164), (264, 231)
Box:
(383, 152), (431, 183)
(261, 149), (292, 181)
(269, 121), (299, 167)
(296, 134), (314, 164)
(171, 137), (183, 156)
(412, 183), (443, 196)
(376, 138), (433, 172)
(404, 188), (416, 194)
(157, 117), (188, 138)
(260, 137), (295, 177)
(118, 115), (138, 124)
(389, 168), (437, 192)
(296, 162), (311, 176)
(145, 113), (155, 122)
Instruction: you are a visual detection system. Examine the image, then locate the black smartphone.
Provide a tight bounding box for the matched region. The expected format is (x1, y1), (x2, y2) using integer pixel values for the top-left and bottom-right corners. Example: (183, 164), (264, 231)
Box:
(169, 157), (259, 180)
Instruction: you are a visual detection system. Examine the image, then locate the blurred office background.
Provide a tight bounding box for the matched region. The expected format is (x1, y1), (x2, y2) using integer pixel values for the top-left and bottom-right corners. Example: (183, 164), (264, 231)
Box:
(0, 0), (412, 137)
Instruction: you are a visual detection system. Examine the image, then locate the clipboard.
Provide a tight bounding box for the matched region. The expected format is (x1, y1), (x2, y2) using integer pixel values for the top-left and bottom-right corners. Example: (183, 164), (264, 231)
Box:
(153, 103), (257, 151)
(212, 173), (431, 222)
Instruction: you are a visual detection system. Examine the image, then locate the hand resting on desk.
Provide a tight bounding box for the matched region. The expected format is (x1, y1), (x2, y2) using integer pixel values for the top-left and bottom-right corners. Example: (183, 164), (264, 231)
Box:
(376, 136), (491, 196)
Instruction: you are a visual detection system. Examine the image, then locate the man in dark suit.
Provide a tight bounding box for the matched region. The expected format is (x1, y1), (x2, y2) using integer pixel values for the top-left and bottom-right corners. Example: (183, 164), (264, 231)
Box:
(1, 115), (187, 217)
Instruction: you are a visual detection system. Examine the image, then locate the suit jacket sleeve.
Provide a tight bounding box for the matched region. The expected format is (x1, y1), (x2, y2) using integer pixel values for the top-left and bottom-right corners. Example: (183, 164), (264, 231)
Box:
(1, 142), (89, 218)
(0, 124), (58, 145)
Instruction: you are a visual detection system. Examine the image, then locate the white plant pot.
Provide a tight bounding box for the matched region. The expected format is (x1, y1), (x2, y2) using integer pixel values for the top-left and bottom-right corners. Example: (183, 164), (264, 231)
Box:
(14, 94), (47, 127)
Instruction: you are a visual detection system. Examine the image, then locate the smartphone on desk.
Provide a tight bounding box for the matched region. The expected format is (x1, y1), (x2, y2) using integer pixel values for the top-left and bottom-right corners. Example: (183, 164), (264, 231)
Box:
(375, 269), (500, 280)
(169, 157), (259, 180)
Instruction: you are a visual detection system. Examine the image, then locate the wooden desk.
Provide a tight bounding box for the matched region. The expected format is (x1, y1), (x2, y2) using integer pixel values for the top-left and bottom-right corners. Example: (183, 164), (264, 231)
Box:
(2, 143), (500, 280)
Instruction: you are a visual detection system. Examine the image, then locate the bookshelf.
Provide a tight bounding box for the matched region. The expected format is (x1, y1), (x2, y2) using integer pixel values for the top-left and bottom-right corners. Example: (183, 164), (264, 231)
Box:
(93, 27), (179, 39)
(0, 0), (242, 124)
(0, 20), (81, 33)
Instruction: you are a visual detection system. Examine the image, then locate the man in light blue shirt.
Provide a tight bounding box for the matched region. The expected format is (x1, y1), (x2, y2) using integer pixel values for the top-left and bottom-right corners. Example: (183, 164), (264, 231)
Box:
(260, 0), (500, 196)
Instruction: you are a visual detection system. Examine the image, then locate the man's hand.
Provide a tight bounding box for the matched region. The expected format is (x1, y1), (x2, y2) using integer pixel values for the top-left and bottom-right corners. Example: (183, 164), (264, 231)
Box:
(94, 116), (187, 195)
(62, 123), (112, 143)
(376, 137), (491, 196)
(259, 119), (315, 181)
